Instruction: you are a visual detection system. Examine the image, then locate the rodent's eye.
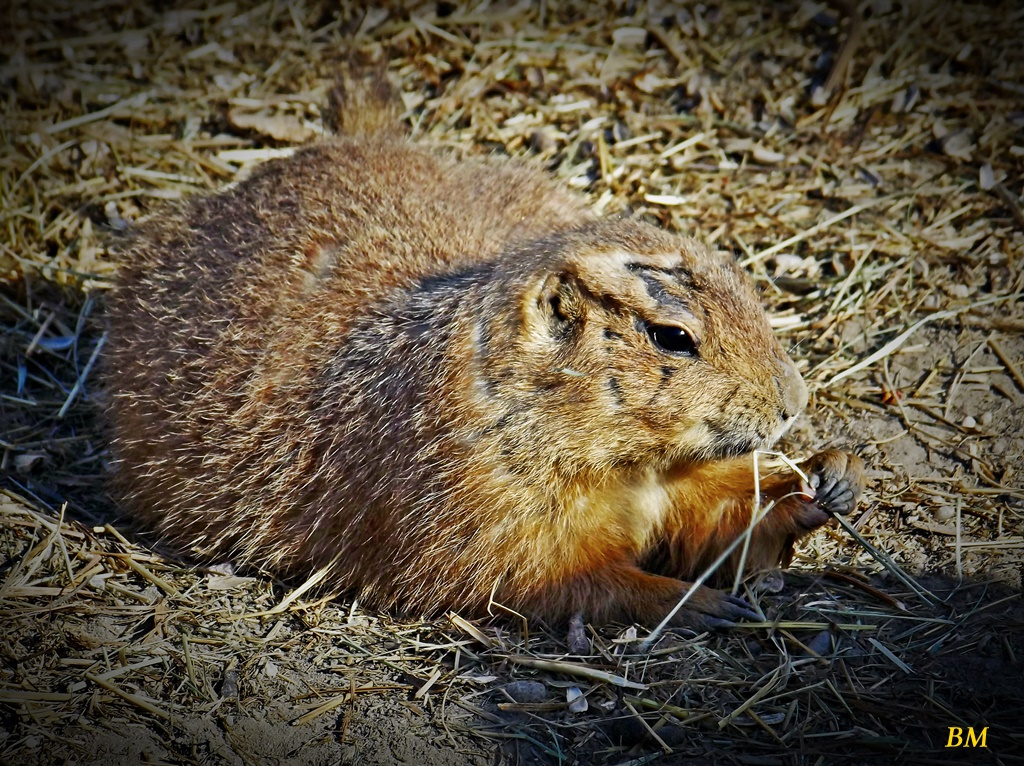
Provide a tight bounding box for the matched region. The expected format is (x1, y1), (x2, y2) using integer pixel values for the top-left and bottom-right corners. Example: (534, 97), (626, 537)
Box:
(647, 323), (698, 357)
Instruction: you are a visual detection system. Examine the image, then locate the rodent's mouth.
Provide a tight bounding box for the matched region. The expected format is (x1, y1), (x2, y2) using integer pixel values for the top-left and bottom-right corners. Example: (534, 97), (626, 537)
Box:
(698, 428), (769, 462)
(713, 435), (765, 460)
(770, 410), (800, 444)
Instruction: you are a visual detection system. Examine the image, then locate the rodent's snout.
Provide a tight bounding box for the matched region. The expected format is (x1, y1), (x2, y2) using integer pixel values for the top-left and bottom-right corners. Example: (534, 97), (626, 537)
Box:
(776, 357), (808, 423)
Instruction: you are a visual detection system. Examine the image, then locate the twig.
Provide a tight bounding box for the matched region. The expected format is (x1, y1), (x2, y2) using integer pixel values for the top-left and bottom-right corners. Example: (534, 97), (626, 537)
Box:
(831, 514), (939, 606)
(989, 337), (1024, 393)
(122, 555), (180, 598)
(57, 332), (106, 419)
(235, 557), (336, 618)
(826, 293), (1022, 386)
(44, 93), (150, 135)
(85, 672), (172, 720)
(501, 655), (647, 691)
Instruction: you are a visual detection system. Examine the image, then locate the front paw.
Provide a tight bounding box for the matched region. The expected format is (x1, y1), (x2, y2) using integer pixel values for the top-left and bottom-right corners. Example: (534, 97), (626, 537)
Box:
(800, 449), (866, 518)
(662, 583), (761, 632)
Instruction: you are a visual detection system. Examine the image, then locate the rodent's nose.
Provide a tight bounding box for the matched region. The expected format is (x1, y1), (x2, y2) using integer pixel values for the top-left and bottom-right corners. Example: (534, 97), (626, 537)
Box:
(776, 357), (808, 421)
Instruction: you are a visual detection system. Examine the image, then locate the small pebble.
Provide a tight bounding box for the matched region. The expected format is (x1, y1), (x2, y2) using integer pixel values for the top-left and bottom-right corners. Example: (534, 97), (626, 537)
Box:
(504, 680), (548, 703)
(962, 415), (977, 429)
(805, 630), (832, 656)
(980, 412), (993, 427)
(934, 505), (956, 522)
(220, 667), (239, 699)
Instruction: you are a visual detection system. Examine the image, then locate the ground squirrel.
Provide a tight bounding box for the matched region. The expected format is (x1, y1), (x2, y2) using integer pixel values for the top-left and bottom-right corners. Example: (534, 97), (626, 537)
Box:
(104, 71), (865, 633)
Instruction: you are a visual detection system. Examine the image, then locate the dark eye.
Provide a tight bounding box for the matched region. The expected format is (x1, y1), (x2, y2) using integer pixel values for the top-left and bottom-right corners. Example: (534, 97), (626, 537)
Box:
(647, 323), (698, 356)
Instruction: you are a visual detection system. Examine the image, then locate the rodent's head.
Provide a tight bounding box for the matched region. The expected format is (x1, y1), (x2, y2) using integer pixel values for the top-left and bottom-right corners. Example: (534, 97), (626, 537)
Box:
(480, 220), (807, 469)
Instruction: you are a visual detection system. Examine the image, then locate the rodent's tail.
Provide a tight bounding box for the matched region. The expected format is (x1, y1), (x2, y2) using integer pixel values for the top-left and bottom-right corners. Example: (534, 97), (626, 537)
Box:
(323, 61), (404, 138)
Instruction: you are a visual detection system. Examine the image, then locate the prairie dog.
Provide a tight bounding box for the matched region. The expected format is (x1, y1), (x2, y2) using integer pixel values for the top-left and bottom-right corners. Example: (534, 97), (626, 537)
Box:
(104, 73), (865, 631)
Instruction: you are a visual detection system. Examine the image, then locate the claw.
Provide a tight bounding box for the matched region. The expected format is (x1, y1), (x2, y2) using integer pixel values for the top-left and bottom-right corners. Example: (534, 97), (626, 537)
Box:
(816, 476), (839, 499)
(818, 483), (856, 515)
(665, 586), (760, 631)
(704, 616), (738, 630)
(721, 594), (761, 622)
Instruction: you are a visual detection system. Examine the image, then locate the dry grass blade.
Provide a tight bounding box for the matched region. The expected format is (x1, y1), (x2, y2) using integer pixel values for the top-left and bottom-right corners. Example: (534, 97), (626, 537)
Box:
(83, 673), (173, 720)
(826, 293), (1022, 386)
(448, 612), (496, 649)
(831, 514), (940, 606)
(989, 338), (1024, 393)
(232, 559), (336, 618)
(502, 655), (648, 691)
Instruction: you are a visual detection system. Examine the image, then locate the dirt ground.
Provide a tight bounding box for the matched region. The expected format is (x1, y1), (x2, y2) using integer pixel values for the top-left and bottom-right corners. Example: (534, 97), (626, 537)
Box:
(2, 1), (1023, 764)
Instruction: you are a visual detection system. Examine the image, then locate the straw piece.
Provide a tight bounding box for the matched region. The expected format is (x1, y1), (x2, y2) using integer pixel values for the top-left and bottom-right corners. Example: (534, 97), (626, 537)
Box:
(84, 673), (172, 720)
(502, 655), (647, 691)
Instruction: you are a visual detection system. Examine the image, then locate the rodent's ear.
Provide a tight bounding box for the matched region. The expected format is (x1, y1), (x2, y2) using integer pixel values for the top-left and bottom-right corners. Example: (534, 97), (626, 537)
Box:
(564, 248), (681, 308)
(522, 272), (583, 341)
(324, 59), (404, 138)
(542, 273), (584, 325)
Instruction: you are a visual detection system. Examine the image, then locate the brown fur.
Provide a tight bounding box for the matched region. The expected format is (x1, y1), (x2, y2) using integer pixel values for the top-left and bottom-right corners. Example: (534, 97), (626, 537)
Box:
(104, 75), (865, 631)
